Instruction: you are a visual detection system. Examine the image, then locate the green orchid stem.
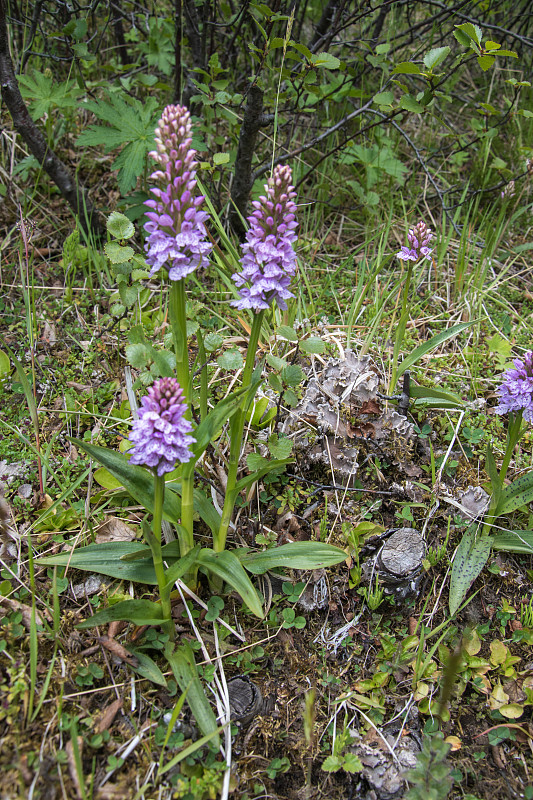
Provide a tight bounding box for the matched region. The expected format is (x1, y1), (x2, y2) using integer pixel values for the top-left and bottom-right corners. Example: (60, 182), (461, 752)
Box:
(483, 410), (524, 537)
(215, 310), (265, 553)
(499, 410), (523, 483)
(168, 279), (196, 580)
(389, 261), (413, 395)
(170, 279), (190, 404)
(179, 461), (196, 555)
(152, 474), (174, 640)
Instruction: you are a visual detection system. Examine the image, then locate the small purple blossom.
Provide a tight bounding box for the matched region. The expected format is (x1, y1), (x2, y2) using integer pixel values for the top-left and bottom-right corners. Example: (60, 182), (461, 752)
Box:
(232, 164), (298, 311)
(129, 378), (194, 475)
(495, 351), (533, 424)
(144, 105), (212, 281)
(500, 180), (515, 200)
(397, 220), (433, 262)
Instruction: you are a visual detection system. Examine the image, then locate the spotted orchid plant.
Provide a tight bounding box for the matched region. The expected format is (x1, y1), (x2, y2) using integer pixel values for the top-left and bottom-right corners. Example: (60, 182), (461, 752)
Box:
(449, 350), (533, 614)
(38, 105), (345, 650)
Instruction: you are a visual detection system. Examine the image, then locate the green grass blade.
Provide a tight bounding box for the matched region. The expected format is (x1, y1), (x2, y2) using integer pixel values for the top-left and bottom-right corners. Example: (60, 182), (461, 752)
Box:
(397, 321), (476, 377)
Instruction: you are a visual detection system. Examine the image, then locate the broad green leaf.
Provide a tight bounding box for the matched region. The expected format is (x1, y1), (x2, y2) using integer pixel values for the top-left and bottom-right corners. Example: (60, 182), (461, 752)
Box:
(423, 46), (450, 70)
(455, 22), (482, 47)
(322, 755), (343, 772)
(496, 484), (533, 516)
(197, 549), (264, 618)
(400, 94), (425, 113)
(410, 384), (464, 409)
(77, 95), (160, 193)
(392, 62), (421, 75)
(290, 41), (313, 60)
(213, 152), (229, 165)
(125, 342), (150, 369)
(276, 325), (298, 342)
(163, 545), (201, 588)
(485, 447), (502, 508)
(0, 350), (11, 376)
(125, 646), (168, 687)
(77, 599), (164, 628)
(71, 439), (182, 522)
(269, 373), (283, 393)
(36, 542), (159, 583)
(449, 529), (491, 616)
(235, 542), (347, 575)
(398, 321), (475, 377)
(343, 752), (363, 773)
(499, 703), (524, 719)
(300, 337), (326, 355)
(268, 435), (293, 460)
(311, 52), (340, 70)
(267, 354), (288, 371)
(282, 364), (305, 386)
(165, 641), (220, 748)
(496, 472), (533, 516)
(203, 333), (223, 351)
(104, 241), (134, 263)
(107, 211), (135, 239)
(118, 282), (139, 307)
(492, 530), (533, 554)
(217, 348), (243, 370)
(497, 50), (518, 58)
(93, 467), (124, 490)
(478, 55), (495, 71)
(373, 91), (394, 106)
(192, 386), (249, 457)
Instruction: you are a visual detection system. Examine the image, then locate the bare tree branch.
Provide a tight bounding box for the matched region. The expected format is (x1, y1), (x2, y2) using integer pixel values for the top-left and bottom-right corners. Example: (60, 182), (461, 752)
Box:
(0, 0), (104, 238)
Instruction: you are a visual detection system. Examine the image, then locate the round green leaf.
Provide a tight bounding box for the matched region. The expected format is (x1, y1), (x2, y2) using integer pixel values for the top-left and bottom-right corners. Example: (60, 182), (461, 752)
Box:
(217, 348), (244, 370)
(107, 211), (135, 239)
(300, 337), (325, 355)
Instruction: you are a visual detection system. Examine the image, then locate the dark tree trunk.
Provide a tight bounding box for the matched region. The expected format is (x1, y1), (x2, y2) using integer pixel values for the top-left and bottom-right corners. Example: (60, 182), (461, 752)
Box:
(229, 86), (269, 239)
(0, 0), (104, 239)
(110, 1), (129, 66)
(173, 0), (183, 102)
(182, 0), (206, 112)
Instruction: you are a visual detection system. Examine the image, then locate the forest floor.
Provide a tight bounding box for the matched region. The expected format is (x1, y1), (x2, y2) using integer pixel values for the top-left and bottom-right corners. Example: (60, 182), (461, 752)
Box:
(1, 191), (533, 800)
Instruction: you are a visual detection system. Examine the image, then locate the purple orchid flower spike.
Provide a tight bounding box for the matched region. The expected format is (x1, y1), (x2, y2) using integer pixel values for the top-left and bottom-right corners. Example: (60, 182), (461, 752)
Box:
(495, 351), (533, 424)
(232, 164), (298, 310)
(129, 377), (195, 476)
(144, 105), (212, 281)
(397, 220), (434, 262)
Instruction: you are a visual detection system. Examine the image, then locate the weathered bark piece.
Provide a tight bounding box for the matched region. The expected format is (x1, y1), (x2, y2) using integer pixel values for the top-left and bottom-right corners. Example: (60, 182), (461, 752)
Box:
(227, 676), (263, 725)
(0, 0), (104, 238)
(361, 527), (426, 601)
(377, 528), (426, 579)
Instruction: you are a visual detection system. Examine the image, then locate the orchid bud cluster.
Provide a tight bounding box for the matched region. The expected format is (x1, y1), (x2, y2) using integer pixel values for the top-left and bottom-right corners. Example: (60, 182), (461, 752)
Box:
(495, 351), (533, 424)
(397, 220), (433, 262)
(232, 164), (298, 310)
(129, 377), (194, 475)
(144, 105), (212, 281)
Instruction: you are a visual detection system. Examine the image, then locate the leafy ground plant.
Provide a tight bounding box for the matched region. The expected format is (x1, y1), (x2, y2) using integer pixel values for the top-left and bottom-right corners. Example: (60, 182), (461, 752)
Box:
(35, 104), (345, 741)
